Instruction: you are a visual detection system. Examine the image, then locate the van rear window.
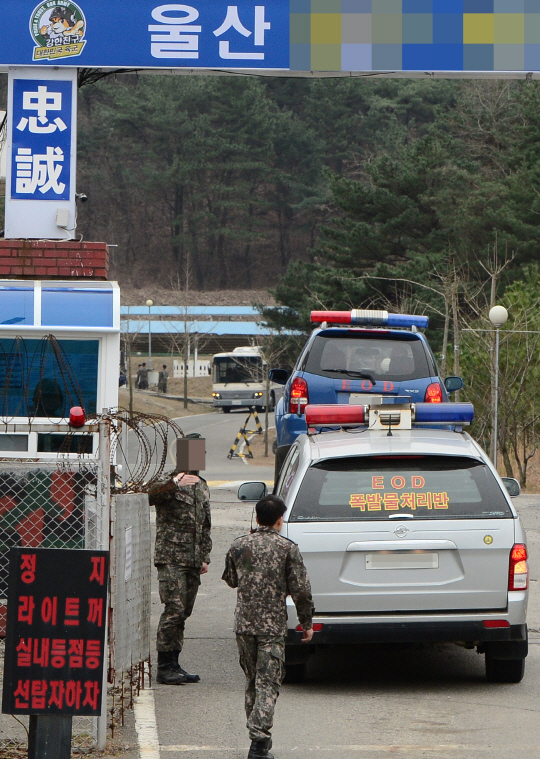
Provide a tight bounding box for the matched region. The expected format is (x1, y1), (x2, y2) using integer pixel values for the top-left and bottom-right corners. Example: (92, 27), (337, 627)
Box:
(304, 335), (432, 382)
(289, 456), (512, 521)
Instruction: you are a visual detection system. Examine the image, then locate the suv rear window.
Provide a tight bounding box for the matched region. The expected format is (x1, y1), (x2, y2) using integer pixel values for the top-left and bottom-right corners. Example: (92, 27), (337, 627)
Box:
(304, 334), (432, 382)
(289, 456), (512, 521)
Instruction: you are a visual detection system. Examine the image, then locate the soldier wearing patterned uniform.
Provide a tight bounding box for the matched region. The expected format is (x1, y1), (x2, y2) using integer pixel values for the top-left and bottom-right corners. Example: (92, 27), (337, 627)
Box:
(148, 465), (211, 685)
(223, 495), (314, 759)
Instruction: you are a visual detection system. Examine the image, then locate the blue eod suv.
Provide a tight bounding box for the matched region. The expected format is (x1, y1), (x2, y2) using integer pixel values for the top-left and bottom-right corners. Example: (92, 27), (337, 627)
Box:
(270, 310), (463, 477)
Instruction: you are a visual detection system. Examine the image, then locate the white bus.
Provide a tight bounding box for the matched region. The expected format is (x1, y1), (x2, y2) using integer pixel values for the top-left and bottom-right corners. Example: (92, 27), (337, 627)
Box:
(212, 346), (278, 413)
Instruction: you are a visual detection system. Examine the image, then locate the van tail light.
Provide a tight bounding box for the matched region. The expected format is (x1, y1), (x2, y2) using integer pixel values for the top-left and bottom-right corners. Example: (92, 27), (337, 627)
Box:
(509, 544), (528, 591)
(424, 383), (443, 403)
(483, 620), (510, 628)
(296, 623), (323, 632)
(289, 377), (309, 414)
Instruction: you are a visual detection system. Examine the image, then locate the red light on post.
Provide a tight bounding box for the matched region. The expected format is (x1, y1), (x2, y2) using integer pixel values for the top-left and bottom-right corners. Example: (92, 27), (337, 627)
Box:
(69, 407), (86, 427)
(424, 383), (443, 403)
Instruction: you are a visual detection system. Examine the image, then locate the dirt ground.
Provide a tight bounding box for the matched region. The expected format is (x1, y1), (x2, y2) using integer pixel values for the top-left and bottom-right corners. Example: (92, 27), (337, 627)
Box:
(121, 287), (275, 307)
(118, 373), (214, 418)
(245, 425), (277, 466)
(165, 375), (212, 397)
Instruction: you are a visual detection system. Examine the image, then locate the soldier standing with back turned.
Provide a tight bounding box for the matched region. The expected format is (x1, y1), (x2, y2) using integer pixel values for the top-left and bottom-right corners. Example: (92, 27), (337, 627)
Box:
(148, 462), (211, 685)
(223, 495), (314, 759)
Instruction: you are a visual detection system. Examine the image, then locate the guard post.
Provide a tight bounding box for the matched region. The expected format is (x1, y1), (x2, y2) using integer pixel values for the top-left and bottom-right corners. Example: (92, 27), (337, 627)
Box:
(2, 548), (109, 758)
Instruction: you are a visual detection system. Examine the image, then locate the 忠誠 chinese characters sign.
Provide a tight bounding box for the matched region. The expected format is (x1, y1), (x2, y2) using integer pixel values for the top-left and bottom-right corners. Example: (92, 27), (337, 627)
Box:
(0, 1), (539, 74)
(11, 78), (73, 201)
(2, 548), (108, 716)
(4, 67), (77, 240)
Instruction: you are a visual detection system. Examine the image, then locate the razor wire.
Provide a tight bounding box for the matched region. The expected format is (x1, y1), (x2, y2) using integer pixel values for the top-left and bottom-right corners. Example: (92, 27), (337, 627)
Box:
(85, 409), (184, 494)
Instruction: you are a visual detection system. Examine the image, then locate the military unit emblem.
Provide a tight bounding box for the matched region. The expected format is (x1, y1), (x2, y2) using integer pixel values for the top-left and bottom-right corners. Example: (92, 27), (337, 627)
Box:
(30, 1), (86, 61)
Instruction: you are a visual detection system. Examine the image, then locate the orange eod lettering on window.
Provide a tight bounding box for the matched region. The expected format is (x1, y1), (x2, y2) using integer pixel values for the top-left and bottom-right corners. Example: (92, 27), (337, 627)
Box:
(350, 475), (449, 511)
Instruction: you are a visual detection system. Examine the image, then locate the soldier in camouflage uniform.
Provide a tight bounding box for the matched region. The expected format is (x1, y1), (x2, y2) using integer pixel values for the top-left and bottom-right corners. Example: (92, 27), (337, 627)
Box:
(223, 495), (314, 759)
(149, 467), (211, 685)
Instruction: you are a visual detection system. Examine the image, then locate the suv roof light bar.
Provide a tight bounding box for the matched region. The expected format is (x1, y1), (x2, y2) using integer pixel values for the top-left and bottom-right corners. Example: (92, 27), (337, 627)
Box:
(310, 310), (429, 330)
(305, 401), (474, 429)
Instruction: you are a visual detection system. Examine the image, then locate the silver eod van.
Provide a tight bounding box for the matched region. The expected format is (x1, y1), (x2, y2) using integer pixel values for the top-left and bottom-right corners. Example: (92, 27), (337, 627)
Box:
(239, 399), (528, 684)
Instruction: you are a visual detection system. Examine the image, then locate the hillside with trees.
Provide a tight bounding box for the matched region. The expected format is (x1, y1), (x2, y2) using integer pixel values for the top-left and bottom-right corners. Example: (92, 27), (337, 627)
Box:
(75, 74), (459, 289)
(6, 73), (540, 480)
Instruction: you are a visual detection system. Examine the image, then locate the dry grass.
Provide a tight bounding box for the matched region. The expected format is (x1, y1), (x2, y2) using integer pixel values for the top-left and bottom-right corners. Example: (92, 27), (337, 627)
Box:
(245, 426), (277, 466)
(121, 288), (275, 307)
(118, 388), (213, 419)
(165, 376), (212, 397)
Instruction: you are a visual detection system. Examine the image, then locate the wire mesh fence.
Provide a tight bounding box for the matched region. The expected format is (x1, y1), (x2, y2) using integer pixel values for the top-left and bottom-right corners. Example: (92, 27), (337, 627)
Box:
(0, 460), (104, 753)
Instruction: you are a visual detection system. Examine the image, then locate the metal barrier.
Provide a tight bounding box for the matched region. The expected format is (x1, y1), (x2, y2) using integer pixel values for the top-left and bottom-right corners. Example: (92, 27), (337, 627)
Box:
(227, 408), (263, 459)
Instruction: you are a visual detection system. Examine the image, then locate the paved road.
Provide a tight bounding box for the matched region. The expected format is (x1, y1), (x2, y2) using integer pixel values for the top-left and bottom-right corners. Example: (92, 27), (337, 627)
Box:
(148, 490), (540, 759)
(122, 410), (275, 487)
(174, 410), (275, 484)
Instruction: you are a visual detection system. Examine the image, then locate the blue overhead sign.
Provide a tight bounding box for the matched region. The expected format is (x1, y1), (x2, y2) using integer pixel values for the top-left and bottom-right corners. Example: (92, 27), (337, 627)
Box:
(11, 78), (73, 201)
(0, 0), (290, 70)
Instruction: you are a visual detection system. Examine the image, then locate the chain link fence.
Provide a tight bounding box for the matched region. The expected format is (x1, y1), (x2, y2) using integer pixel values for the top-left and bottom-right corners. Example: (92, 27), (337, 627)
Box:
(0, 460), (105, 753)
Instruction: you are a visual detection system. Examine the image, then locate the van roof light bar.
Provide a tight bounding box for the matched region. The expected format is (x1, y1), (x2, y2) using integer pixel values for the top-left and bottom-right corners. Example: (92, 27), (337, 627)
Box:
(310, 310), (429, 330)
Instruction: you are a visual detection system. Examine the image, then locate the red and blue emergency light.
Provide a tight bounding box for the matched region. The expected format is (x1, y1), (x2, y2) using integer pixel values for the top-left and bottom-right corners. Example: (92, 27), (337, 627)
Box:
(310, 309), (429, 330)
(305, 402), (474, 428)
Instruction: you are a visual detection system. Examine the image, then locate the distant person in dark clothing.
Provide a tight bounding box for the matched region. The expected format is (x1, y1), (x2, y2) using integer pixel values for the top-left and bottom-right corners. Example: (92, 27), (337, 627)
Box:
(136, 364), (142, 389)
(139, 363), (149, 390)
(119, 367), (127, 387)
(32, 378), (64, 417)
(158, 365), (169, 394)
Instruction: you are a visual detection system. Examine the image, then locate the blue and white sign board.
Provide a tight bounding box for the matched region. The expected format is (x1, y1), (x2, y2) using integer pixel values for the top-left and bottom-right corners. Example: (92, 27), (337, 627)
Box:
(5, 68), (77, 240)
(0, 1), (289, 71)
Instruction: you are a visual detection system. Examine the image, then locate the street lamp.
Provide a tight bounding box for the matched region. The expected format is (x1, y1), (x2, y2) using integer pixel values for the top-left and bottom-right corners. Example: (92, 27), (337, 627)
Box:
(146, 299), (153, 369)
(489, 305), (509, 469)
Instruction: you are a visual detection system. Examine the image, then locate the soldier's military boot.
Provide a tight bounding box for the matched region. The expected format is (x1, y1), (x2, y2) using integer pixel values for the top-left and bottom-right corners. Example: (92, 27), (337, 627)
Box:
(247, 739), (274, 759)
(171, 650), (200, 683)
(156, 651), (187, 685)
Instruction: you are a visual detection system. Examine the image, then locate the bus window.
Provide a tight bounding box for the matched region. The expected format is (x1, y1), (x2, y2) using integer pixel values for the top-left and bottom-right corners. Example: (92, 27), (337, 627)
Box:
(213, 356), (263, 384)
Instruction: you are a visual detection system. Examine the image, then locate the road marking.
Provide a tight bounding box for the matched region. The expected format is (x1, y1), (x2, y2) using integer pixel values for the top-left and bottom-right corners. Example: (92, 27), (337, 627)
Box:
(161, 748), (236, 753)
(134, 689), (160, 759)
(208, 480), (274, 488)
(160, 746), (490, 753)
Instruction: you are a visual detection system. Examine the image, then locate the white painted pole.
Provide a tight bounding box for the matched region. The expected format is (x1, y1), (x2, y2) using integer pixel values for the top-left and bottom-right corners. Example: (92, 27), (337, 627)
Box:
(493, 327), (500, 471)
(97, 417), (111, 750)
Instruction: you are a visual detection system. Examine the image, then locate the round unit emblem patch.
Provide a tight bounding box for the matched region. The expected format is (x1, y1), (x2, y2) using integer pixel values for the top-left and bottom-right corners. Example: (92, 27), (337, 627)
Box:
(484, 535), (494, 545)
(30, 1), (87, 61)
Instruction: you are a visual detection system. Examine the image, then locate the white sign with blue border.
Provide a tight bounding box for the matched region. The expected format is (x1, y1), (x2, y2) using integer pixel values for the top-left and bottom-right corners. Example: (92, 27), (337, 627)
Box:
(5, 67), (77, 240)
(11, 78), (73, 201)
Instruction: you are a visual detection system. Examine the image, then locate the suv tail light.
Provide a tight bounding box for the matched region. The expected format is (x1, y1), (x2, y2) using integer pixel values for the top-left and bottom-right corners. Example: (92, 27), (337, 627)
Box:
(509, 544), (528, 591)
(289, 377), (309, 414)
(424, 383), (443, 403)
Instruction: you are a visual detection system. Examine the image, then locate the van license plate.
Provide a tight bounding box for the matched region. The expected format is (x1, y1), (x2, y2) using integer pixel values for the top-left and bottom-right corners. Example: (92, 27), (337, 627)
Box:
(349, 394), (382, 405)
(366, 552), (439, 570)
(231, 400), (242, 405)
